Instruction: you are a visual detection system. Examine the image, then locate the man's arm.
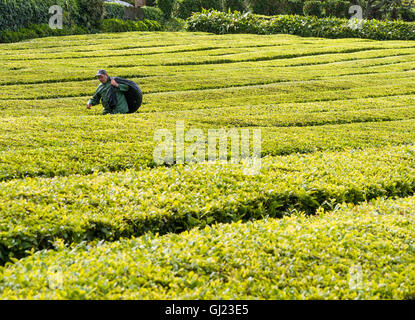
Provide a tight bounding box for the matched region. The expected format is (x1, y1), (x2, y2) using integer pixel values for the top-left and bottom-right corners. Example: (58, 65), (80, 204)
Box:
(87, 87), (102, 108)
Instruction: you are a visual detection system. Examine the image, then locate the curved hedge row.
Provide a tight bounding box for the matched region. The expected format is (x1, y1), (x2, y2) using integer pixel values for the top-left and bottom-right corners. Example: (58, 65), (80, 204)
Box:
(185, 10), (415, 40)
(1, 195), (414, 299)
(0, 144), (414, 264)
(0, 24), (90, 43)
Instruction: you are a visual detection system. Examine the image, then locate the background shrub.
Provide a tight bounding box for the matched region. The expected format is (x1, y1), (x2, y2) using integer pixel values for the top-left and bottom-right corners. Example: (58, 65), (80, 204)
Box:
(323, 0), (350, 18)
(185, 9), (262, 34)
(303, 0), (323, 17)
(74, 0), (104, 30)
(127, 0), (157, 5)
(156, 0), (174, 19)
(142, 6), (164, 21)
(120, 0), (157, 5)
(100, 18), (133, 32)
(398, 7), (415, 22)
(0, 0), (61, 31)
(163, 17), (187, 30)
(245, 0), (304, 16)
(220, 0), (246, 12)
(100, 18), (162, 32)
(104, 2), (126, 20)
(174, 0), (222, 19)
(185, 9), (415, 40)
(382, 4), (415, 22)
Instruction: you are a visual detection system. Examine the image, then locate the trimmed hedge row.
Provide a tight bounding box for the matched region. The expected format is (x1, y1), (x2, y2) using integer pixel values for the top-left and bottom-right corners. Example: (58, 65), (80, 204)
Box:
(0, 24), (90, 43)
(100, 18), (163, 32)
(185, 10), (415, 40)
(0, 144), (414, 264)
(1, 195), (414, 299)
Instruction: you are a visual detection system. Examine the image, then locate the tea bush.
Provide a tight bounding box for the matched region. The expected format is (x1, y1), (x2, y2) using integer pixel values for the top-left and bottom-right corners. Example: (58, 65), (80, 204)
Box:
(0, 144), (414, 264)
(1, 195), (414, 299)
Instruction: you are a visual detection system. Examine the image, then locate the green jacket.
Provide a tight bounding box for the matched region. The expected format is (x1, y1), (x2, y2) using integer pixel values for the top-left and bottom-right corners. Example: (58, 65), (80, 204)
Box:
(88, 81), (129, 115)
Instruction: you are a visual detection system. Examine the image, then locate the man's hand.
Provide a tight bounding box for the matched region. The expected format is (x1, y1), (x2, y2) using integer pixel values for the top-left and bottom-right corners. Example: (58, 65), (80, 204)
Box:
(110, 79), (119, 88)
(87, 103), (92, 109)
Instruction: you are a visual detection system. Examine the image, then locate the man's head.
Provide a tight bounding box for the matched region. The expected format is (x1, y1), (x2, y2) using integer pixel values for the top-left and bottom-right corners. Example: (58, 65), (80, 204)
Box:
(95, 69), (109, 84)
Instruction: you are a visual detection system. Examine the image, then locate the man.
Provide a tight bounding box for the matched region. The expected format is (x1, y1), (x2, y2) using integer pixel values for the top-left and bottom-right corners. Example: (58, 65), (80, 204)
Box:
(87, 69), (130, 115)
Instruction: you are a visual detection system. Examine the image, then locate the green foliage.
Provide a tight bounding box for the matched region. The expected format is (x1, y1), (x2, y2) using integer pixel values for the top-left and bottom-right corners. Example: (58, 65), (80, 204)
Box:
(2, 33), (415, 177)
(185, 10), (415, 40)
(0, 1), (167, 43)
(0, 0), (60, 31)
(1, 195), (415, 299)
(74, 0), (104, 30)
(174, 0), (222, 19)
(0, 23), (89, 43)
(104, 2), (126, 20)
(382, 4), (415, 21)
(220, 0), (246, 12)
(185, 10), (262, 33)
(1, 30), (415, 298)
(245, 0), (305, 16)
(303, 1), (324, 17)
(100, 18), (136, 32)
(0, 144), (414, 263)
(0, 0), (103, 31)
(156, 0), (174, 19)
(163, 17), (187, 30)
(142, 5), (164, 21)
(323, 0), (350, 18)
(100, 18), (162, 32)
(177, 0), (415, 21)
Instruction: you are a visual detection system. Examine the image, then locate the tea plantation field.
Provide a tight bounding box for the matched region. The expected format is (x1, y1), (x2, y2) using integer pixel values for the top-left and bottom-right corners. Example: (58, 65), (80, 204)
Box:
(0, 32), (414, 299)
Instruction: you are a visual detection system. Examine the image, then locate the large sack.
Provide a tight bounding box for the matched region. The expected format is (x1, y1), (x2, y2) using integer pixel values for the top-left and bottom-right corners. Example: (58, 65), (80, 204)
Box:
(107, 77), (143, 113)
